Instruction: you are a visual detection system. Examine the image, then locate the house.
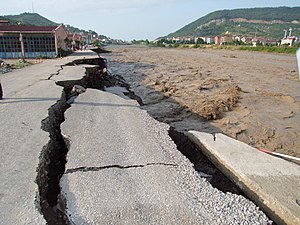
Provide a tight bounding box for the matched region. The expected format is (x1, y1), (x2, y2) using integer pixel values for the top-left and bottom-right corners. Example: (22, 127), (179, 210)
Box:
(281, 28), (298, 46)
(220, 35), (233, 45)
(281, 37), (297, 46)
(252, 37), (267, 46)
(200, 36), (215, 44)
(233, 35), (242, 42)
(0, 20), (10, 26)
(0, 24), (68, 59)
(215, 36), (221, 45)
(241, 37), (252, 44)
(68, 32), (85, 50)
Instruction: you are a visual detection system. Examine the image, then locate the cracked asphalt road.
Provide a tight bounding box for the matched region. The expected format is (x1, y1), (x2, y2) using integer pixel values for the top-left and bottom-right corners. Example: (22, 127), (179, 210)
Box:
(0, 58), (66, 224)
(60, 89), (209, 224)
(0, 51), (97, 224)
(0, 50), (270, 224)
(60, 88), (269, 225)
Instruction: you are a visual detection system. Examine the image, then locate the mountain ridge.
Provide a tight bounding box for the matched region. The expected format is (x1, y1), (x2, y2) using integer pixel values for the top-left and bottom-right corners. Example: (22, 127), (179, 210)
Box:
(0, 13), (58, 26)
(167, 7), (300, 40)
(0, 12), (106, 38)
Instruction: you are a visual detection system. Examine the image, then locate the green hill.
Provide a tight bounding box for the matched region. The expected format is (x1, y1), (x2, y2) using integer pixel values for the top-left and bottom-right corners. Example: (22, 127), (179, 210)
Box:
(0, 13), (58, 26)
(0, 12), (107, 38)
(167, 7), (300, 40)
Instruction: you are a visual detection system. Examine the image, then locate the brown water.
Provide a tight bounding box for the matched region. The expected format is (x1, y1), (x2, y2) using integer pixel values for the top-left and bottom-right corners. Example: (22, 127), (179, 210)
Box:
(106, 46), (300, 158)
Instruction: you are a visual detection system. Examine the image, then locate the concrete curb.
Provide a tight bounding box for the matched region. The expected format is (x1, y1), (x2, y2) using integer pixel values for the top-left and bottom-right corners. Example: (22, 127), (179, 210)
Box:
(187, 131), (300, 225)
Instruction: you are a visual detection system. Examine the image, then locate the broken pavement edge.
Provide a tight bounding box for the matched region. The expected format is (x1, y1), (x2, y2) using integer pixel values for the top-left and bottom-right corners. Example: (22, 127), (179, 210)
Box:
(186, 131), (300, 225)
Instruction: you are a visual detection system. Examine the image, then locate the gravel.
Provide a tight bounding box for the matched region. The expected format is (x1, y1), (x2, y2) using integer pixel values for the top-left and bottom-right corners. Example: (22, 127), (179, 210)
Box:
(137, 106), (271, 224)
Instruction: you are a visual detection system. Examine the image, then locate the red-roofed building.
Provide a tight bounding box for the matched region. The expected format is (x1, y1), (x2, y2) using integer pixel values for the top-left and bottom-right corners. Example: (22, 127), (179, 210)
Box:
(0, 20), (10, 26)
(0, 25), (68, 58)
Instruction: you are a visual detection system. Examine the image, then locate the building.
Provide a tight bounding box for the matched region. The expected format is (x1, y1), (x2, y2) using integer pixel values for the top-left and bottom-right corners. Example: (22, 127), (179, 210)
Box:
(198, 36), (215, 44)
(281, 37), (297, 46)
(215, 36), (221, 45)
(281, 28), (298, 46)
(220, 35), (233, 45)
(241, 37), (252, 45)
(252, 37), (279, 46)
(0, 20), (10, 26)
(0, 25), (67, 59)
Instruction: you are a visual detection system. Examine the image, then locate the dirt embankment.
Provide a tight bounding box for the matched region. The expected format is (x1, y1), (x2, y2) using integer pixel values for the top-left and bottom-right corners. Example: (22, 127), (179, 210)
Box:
(106, 46), (300, 157)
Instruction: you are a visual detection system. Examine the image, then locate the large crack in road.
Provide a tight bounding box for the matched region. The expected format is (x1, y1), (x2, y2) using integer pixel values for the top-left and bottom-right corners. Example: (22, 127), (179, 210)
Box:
(65, 163), (178, 174)
(36, 57), (118, 224)
(35, 54), (269, 224)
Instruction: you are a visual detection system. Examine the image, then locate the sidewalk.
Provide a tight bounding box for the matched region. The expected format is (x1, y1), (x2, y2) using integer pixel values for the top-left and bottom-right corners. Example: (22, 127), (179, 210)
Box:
(187, 131), (300, 225)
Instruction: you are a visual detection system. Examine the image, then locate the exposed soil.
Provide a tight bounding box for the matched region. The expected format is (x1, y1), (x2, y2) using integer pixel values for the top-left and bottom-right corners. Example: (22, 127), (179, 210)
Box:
(106, 46), (300, 158)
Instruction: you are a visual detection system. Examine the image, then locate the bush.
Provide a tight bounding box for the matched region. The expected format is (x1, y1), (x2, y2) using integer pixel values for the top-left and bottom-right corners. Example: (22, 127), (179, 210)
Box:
(56, 48), (72, 58)
(11, 60), (33, 69)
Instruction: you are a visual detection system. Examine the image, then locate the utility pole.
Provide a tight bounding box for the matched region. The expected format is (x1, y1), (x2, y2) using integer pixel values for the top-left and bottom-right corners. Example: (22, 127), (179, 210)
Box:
(32, 1), (35, 13)
(19, 33), (25, 62)
(297, 48), (300, 81)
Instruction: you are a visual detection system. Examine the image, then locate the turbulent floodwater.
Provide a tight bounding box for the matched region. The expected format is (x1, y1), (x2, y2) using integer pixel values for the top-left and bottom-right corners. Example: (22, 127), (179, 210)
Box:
(106, 45), (300, 158)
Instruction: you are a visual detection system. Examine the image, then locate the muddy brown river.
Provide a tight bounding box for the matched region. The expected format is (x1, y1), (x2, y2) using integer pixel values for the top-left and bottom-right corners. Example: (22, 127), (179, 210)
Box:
(106, 45), (300, 158)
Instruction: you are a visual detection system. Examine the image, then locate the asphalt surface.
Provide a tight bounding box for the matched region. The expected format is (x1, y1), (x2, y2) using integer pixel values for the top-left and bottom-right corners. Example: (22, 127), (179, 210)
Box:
(60, 88), (270, 224)
(0, 58), (64, 224)
(0, 52), (96, 224)
(1, 50), (271, 224)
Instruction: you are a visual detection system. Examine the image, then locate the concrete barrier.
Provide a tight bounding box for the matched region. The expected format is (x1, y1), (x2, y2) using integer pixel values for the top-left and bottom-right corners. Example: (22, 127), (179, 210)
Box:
(187, 131), (300, 225)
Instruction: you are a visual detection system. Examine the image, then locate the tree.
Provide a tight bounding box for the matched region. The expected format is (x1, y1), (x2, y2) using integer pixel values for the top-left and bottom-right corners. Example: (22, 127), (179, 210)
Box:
(64, 37), (71, 49)
(196, 38), (205, 44)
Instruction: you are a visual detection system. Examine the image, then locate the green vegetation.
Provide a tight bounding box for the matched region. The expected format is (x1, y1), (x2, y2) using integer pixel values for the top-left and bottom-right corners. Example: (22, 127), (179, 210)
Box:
(131, 39), (297, 54)
(11, 60), (33, 69)
(0, 13), (58, 26)
(212, 45), (297, 54)
(1, 13), (108, 40)
(131, 39), (150, 45)
(56, 48), (72, 58)
(238, 46), (297, 54)
(167, 7), (300, 40)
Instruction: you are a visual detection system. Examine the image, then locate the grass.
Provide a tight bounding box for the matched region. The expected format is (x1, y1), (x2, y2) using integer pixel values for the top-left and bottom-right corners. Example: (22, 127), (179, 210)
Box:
(214, 45), (297, 54)
(11, 60), (33, 69)
(238, 46), (297, 54)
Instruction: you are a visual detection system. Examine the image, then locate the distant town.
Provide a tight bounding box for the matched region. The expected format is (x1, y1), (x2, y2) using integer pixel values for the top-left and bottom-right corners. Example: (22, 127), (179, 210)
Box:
(0, 20), (128, 59)
(155, 27), (299, 47)
(0, 17), (299, 60)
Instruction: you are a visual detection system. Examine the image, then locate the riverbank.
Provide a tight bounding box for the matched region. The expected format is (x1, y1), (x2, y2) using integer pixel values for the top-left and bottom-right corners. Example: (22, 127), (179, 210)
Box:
(106, 46), (300, 158)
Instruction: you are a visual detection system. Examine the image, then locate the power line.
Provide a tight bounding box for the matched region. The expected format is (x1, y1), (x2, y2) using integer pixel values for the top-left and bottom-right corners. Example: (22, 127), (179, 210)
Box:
(32, 1), (35, 13)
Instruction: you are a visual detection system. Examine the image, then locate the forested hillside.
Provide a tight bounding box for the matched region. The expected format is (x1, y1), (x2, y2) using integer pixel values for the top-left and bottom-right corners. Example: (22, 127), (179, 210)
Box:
(168, 7), (300, 39)
(0, 13), (106, 38)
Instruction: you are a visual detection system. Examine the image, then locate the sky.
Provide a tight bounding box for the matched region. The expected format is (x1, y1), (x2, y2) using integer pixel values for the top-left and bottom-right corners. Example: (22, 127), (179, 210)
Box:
(1, 0), (299, 41)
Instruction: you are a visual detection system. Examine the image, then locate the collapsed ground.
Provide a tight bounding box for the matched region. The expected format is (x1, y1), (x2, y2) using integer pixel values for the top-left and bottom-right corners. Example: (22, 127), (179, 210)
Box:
(36, 56), (264, 224)
(106, 46), (300, 158)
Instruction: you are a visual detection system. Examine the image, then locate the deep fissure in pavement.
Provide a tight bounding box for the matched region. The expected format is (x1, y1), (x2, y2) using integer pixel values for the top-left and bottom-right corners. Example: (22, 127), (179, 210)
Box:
(66, 163), (178, 174)
(36, 55), (249, 224)
(168, 127), (246, 196)
(36, 89), (71, 225)
(36, 57), (126, 225)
